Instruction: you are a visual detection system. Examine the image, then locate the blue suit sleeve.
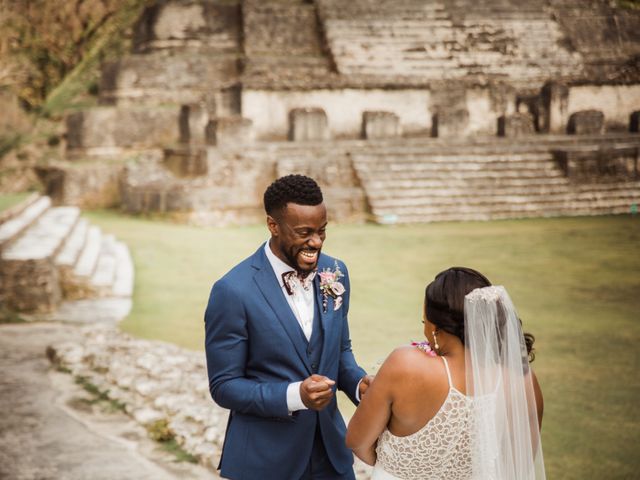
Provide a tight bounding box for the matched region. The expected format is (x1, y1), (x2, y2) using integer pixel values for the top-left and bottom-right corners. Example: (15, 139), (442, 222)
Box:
(204, 279), (290, 418)
(335, 262), (367, 405)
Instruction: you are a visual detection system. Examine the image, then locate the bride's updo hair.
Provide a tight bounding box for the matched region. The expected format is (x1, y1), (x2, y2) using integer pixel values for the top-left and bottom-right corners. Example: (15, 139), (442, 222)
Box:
(425, 267), (536, 360)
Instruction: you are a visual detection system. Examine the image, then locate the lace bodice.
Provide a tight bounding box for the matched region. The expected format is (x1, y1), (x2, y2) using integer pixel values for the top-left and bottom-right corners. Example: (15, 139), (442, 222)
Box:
(375, 356), (475, 480)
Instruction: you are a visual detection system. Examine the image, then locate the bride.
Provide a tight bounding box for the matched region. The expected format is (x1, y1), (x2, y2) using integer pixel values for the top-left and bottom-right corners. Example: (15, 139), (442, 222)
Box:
(346, 267), (545, 479)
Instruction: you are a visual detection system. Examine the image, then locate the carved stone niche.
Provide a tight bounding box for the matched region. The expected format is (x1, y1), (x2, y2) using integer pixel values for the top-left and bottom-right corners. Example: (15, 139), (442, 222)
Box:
(179, 104), (209, 145)
(288, 108), (330, 142)
(630, 111), (640, 133)
(567, 110), (605, 135)
(205, 117), (254, 148)
(497, 113), (536, 137)
(361, 111), (401, 139)
(431, 109), (469, 138)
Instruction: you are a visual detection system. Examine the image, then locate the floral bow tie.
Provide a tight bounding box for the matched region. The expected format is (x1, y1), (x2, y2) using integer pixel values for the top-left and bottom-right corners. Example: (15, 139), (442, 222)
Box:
(281, 270), (317, 295)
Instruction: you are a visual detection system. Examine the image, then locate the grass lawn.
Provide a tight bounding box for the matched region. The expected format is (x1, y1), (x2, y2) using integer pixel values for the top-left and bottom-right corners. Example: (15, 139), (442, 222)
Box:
(85, 210), (640, 480)
(0, 192), (31, 213)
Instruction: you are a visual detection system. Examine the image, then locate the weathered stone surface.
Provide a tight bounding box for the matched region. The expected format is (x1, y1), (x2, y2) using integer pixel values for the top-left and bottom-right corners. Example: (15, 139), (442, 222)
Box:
(48, 325), (226, 470)
(553, 145), (639, 181)
(361, 111), (401, 139)
(100, 53), (239, 106)
(540, 81), (570, 134)
(36, 162), (122, 209)
(132, 1), (241, 53)
(289, 108), (330, 141)
(66, 107), (180, 151)
(205, 117), (254, 148)
(567, 110), (605, 135)
(179, 104), (210, 145)
(164, 147), (208, 178)
(497, 113), (536, 137)
(0, 196), (50, 250)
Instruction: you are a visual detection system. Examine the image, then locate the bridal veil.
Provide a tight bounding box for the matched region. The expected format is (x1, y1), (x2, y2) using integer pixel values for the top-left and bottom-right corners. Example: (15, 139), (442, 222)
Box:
(464, 286), (545, 480)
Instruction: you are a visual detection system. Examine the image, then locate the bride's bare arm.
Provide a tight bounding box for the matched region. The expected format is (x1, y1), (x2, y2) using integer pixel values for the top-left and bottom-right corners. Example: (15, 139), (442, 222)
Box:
(346, 350), (406, 465)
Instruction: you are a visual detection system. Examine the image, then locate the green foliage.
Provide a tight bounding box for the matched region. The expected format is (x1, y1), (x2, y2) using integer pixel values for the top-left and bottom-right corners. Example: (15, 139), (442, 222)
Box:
(85, 211), (640, 479)
(146, 419), (199, 463)
(75, 376), (126, 412)
(0, 0), (150, 114)
(146, 418), (174, 442)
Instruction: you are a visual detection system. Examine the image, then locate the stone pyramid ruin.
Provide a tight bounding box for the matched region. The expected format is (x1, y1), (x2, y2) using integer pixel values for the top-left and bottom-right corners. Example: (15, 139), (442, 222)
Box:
(35, 0), (640, 224)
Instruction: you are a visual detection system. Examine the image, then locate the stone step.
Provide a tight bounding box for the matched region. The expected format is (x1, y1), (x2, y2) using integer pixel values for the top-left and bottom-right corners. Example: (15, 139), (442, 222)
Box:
(0, 196), (51, 250)
(91, 234), (119, 292)
(55, 218), (89, 268)
(372, 197), (639, 221)
(112, 241), (134, 297)
(1, 207), (80, 261)
(374, 203), (636, 224)
(369, 185), (640, 208)
(73, 225), (102, 279)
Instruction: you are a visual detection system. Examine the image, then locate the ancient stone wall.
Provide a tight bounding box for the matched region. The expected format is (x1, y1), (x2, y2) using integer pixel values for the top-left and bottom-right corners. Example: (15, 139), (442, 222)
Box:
(242, 89), (432, 140)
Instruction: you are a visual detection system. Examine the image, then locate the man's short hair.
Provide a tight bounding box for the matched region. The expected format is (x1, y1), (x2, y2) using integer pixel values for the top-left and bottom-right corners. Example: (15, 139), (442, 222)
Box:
(263, 174), (323, 216)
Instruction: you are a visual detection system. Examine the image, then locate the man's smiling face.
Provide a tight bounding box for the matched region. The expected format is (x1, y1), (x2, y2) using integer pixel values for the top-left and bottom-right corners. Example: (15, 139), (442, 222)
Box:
(268, 202), (327, 275)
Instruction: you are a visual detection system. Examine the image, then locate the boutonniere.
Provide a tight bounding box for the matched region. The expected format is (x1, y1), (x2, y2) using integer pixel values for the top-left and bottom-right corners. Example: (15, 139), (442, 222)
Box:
(318, 261), (345, 313)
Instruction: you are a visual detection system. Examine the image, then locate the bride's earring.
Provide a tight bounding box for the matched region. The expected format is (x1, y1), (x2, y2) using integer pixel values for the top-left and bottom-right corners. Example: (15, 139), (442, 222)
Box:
(432, 330), (440, 352)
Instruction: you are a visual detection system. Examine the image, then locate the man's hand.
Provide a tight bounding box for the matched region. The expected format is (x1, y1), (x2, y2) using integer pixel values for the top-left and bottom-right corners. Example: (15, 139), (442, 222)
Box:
(300, 374), (336, 411)
(358, 375), (375, 398)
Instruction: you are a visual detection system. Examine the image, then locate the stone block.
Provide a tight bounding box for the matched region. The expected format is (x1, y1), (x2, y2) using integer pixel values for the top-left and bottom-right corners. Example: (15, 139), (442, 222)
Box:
(431, 109), (469, 138)
(288, 108), (330, 142)
(164, 147), (208, 177)
(540, 81), (569, 134)
(630, 111), (640, 133)
(567, 110), (605, 135)
(205, 117), (254, 148)
(553, 146), (638, 181)
(361, 111), (401, 139)
(66, 106), (180, 151)
(132, 1), (240, 52)
(35, 163), (122, 208)
(497, 113), (536, 137)
(0, 258), (61, 313)
(179, 104), (210, 145)
(100, 53), (239, 105)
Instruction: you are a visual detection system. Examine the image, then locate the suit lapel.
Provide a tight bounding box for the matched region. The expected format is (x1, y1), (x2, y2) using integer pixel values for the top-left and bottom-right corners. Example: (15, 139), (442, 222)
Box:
(252, 248), (312, 373)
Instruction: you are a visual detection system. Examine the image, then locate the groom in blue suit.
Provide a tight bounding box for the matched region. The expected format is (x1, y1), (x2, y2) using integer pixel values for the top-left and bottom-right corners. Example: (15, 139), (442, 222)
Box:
(205, 175), (370, 479)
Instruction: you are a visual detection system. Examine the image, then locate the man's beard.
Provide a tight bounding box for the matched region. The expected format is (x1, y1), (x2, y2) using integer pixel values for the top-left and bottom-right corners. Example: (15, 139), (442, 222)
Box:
(285, 247), (319, 277)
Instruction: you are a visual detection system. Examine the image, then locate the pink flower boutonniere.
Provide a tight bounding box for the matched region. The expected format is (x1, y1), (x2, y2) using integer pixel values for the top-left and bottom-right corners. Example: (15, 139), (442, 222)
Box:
(319, 262), (345, 313)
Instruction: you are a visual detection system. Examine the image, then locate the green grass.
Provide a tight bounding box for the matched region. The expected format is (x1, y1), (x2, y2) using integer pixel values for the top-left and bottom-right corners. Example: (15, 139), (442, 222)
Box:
(85, 210), (640, 480)
(0, 192), (31, 213)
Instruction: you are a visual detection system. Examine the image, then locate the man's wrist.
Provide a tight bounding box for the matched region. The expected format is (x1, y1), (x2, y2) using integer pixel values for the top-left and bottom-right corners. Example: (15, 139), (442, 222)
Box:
(286, 381), (308, 413)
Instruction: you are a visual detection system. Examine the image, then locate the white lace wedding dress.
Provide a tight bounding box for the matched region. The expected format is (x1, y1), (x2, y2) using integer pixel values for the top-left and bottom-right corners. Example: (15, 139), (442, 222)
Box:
(371, 356), (474, 480)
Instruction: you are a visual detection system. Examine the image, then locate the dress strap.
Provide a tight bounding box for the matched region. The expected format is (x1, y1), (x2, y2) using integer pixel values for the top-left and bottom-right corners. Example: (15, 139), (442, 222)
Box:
(441, 356), (453, 389)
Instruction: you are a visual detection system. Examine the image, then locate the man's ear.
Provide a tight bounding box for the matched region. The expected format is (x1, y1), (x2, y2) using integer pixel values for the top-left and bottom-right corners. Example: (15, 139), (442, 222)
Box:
(266, 215), (279, 236)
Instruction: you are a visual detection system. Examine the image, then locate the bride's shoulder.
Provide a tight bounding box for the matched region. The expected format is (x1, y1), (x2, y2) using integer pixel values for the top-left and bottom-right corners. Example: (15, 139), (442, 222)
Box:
(380, 344), (442, 377)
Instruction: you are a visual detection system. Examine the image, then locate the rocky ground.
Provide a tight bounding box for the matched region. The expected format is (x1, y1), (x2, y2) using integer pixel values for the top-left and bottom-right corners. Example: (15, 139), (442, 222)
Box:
(0, 321), (217, 480)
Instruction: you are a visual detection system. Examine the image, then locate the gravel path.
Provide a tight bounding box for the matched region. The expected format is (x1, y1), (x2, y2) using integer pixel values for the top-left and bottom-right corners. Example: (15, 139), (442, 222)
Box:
(0, 322), (215, 480)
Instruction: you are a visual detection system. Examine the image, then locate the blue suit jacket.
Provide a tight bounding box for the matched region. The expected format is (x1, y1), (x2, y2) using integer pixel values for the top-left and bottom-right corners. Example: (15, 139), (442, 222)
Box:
(204, 244), (366, 479)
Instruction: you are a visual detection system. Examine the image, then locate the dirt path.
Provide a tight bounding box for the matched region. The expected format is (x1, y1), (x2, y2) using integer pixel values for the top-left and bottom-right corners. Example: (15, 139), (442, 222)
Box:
(0, 322), (216, 480)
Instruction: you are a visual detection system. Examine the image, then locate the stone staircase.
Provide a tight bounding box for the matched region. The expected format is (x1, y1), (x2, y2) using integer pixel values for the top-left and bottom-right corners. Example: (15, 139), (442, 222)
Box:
(242, 0), (334, 87)
(352, 136), (640, 223)
(316, 0), (583, 87)
(0, 194), (133, 321)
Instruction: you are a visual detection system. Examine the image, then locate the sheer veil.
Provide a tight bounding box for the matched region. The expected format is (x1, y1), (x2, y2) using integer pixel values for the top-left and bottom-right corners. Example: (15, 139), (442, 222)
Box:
(464, 286), (545, 480)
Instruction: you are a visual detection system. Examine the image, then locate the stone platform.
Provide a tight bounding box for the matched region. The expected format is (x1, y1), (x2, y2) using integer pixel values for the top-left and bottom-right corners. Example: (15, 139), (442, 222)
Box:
(0, 195), (133, 319)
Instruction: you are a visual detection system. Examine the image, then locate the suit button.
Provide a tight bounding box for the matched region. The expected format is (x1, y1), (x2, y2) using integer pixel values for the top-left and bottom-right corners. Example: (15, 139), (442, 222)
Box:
(307, 349), (312, 355)
(311, 363), (318, 369)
